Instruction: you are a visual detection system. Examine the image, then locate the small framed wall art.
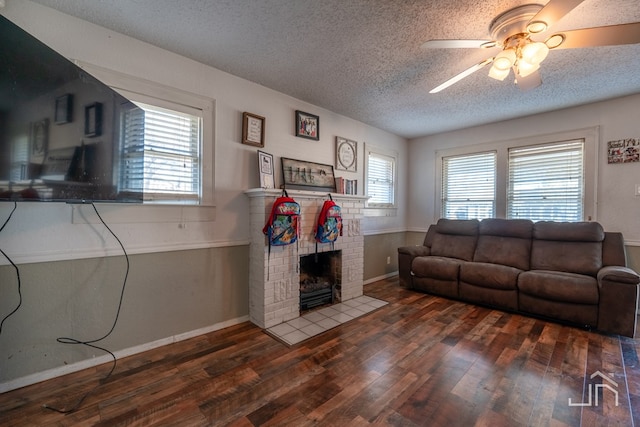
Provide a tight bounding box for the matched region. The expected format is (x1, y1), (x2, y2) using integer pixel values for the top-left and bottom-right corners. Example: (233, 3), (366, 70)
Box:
(54, 94), (73, 124)
(84, 102), (103, 137)
(335, 136), (357, 172)
(242, 112), (265, 147)
(258, 150), (275, 189)
(295, 110), (319, 141)
(607, 138), (639, 163)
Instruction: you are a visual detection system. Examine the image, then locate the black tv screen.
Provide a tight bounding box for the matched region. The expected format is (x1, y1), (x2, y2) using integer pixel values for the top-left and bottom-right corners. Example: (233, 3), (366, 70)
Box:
(0, 15), (142, 203)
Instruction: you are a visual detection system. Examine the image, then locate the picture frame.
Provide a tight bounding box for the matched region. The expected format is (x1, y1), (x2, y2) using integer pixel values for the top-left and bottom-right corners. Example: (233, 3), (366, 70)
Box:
(335, 136), (357, 172)
(242, 112), (265, 147)
(281, 157), (336, 192)
(84, 102), (103, 137)
(257, 150), (275, 189)
(607, 138), (639, 163)
(54, 94), (73, 124)
(295, 110), (319, 141)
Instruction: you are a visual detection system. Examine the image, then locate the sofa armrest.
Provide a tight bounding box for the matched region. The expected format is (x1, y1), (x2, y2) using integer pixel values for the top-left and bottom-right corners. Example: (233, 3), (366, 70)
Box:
(597, 266), (639, 337)
(398, 245), (431, 258)
(597, 266), (640, 285)
(397, 246), (430, 288)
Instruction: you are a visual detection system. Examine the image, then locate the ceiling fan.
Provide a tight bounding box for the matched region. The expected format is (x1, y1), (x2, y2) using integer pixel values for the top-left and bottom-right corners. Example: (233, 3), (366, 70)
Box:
(423, 0), (640, 93)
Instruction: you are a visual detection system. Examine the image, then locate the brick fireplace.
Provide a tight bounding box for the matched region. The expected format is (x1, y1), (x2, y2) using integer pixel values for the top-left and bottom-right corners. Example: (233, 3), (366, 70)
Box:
(245, 188), (367, 329)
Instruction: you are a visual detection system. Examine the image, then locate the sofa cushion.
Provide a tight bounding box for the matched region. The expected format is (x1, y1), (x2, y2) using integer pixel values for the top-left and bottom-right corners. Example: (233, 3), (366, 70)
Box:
(412, 256), (462, 280)
(430, 219), (479, 261)
(460, 262), (521, 290)
(530, 221), (604, 276)
(518, 270), (599, 305)
(533, 221), (604, 241)
(473, 218), (533, 270)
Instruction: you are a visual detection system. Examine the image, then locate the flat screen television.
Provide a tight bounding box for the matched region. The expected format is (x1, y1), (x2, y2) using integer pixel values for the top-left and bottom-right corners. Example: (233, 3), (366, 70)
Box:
(0, 15), (143, 203)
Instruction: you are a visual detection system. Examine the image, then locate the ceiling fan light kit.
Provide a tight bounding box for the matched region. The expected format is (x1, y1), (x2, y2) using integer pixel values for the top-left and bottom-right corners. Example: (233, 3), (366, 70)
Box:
(423, 0), (640, 92)
(488, 34), (549, 82)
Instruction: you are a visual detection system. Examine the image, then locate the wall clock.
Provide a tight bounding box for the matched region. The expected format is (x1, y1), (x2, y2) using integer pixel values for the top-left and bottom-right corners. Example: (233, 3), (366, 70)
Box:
(336, 137), (357, 172)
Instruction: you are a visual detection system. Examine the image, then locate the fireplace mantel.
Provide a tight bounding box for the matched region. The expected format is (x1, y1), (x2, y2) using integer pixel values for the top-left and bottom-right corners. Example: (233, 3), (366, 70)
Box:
(244, 187), (369, 202)
(245, 188), (367, 328)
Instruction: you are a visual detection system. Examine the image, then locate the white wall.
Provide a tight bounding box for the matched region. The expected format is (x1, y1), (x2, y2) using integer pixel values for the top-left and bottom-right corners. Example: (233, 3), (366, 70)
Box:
(0, 0), (408, 265)
(407, 93), (640, 244)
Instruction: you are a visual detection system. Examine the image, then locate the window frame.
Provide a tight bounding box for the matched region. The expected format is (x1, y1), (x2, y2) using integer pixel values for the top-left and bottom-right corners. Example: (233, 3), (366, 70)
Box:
(507, 139), (585, 222)
(441, 151), (497, 220)
(71, 61), (215, 225)
(118, 99), (203, 204)
(364, 144), (398, 215)
(435, 127), (598, 222)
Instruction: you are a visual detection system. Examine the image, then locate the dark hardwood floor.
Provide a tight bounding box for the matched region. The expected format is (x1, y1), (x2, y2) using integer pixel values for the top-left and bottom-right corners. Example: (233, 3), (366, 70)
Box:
(1, 277), (638, 426)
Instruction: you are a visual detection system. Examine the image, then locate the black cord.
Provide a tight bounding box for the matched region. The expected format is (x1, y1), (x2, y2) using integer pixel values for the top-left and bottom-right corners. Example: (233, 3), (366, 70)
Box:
(44, 203), (130, 414)
(0, 202), (21, 336)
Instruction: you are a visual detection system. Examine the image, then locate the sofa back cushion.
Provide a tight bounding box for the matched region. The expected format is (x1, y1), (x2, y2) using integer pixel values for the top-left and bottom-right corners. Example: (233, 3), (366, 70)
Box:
(531, 221), (604, 276)
(422, 224), (438, 248)
(430, 218), (479, 261)
(474, 218), (533, 270)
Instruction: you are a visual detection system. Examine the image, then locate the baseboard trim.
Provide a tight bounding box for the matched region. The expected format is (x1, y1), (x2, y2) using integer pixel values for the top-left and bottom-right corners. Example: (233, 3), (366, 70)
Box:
(364, 271), (398, 285)
(0, 315), (250, 394)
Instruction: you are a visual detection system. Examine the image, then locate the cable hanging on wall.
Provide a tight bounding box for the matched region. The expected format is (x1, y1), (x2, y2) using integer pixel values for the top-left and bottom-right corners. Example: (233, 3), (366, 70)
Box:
(0, 201), (22, 336)
(44, 203), (130, 414)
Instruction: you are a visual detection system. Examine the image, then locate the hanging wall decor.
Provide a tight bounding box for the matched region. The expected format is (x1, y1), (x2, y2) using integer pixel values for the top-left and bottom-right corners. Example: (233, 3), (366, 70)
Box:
(281, 157), (335, 192)
(242, 112), (265, 147)
(607, 138), (639, 163)
(295, 110), (319, 141)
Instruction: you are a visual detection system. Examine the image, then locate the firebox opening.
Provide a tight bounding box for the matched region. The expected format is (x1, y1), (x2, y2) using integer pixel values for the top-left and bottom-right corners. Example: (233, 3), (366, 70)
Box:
(299, 250), (342, 311)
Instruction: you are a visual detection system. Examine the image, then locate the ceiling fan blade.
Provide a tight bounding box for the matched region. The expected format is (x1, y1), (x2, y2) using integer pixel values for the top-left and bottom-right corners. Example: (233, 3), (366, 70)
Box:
(421, 39), (493, 49)
(528, 0), (584, 31)
(549, 22), (640, 49)
(429, 58), (493, 93)
(515, 69), (542, 91)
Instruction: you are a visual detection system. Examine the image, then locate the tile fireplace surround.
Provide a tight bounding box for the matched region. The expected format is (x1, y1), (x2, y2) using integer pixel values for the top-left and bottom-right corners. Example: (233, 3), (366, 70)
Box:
(245, 188), (368, 329)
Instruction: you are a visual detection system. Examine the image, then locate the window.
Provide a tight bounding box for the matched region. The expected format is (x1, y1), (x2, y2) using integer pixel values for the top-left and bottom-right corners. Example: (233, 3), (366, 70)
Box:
(508, 140), (584, 222)
(70, 61), (215, 225)
(120, 102), (201, 204)
(442, 152), (496, 219)
(435, 127), (597, 223)
(366, 149), (396, 208)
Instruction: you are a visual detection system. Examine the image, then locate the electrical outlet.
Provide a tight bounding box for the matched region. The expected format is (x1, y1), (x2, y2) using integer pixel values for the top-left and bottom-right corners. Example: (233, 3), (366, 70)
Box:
(386, 256), (391, 265)
(635, 184), (640, 196)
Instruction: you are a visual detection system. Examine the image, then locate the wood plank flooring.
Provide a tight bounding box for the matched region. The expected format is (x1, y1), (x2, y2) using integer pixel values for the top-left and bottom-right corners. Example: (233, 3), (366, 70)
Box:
(1, 277), (638, 426)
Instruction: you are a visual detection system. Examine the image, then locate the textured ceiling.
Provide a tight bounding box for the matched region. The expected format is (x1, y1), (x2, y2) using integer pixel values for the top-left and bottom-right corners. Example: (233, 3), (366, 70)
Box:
(30, 0), (640, 139)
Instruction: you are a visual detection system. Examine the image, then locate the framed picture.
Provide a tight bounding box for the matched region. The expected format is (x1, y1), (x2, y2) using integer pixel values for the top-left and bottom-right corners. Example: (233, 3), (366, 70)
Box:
(607, 138), (639, 163)
(295, 110), (319, 141)
(258, 150), (275, 189)
(242, 112), (265, 147)
(281, 157), (336, 192)
(335, 136), (357, 172)
(84, 102), (103, 137)
(54, 94), (73, 124)
(30, 118), (49, 157)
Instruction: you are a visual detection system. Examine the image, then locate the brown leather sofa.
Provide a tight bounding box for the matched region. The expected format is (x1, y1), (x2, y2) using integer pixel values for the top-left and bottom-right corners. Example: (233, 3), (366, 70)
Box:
(398, 218), (640, 337)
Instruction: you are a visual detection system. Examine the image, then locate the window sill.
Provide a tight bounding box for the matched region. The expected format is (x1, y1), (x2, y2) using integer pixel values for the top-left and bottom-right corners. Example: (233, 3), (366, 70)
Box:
(363, 207), (397, 217)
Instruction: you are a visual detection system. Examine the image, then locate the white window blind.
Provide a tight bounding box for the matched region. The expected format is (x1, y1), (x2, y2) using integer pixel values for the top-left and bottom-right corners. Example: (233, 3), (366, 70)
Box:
(442, 152), (496, 219)
(507, 140), (584, 222)
(120, 102), (201, 203)
(367, 151), (395, 207)
(10, 135), (29, 181)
